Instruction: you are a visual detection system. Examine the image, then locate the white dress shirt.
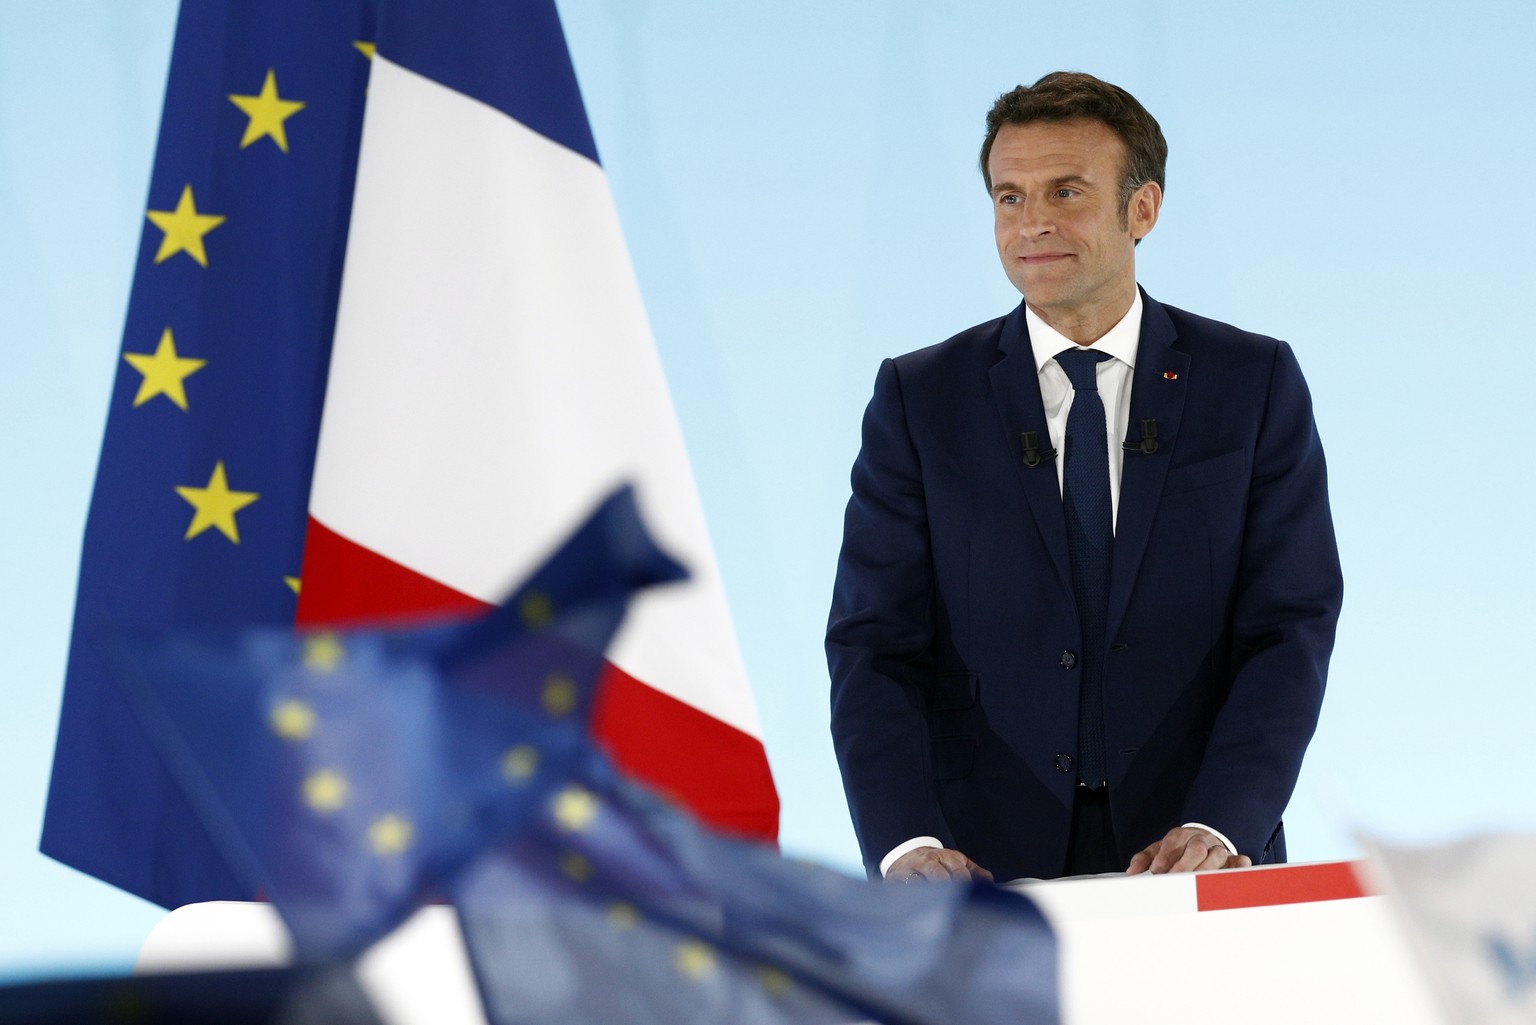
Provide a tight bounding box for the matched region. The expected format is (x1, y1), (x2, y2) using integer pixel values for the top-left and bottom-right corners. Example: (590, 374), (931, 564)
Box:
(878, 292), (1234, 878)
(1025, 293), (1140, 529)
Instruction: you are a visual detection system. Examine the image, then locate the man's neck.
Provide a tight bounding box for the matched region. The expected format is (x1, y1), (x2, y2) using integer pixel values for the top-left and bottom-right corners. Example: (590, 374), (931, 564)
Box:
(1025, 291), (1142, 374)
(1026, 290), (1137, 346)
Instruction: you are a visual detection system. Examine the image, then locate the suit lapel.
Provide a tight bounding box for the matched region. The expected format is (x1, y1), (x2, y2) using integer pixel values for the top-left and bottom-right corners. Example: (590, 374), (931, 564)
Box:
(988, 303), (1073, 595)
(1107, 293), (1188, 641)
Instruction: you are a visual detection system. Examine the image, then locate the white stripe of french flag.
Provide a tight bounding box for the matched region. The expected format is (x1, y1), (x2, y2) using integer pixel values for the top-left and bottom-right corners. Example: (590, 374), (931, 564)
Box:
(295, 0), (779, 842)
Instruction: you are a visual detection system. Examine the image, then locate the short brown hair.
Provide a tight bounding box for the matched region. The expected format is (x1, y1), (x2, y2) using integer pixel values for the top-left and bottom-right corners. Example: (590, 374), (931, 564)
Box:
(979, 71), (1167, 210)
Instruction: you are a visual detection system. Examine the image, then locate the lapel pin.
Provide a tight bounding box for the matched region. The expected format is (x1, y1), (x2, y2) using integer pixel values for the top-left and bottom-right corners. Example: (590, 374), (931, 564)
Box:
(1162, 371), (1178, 380)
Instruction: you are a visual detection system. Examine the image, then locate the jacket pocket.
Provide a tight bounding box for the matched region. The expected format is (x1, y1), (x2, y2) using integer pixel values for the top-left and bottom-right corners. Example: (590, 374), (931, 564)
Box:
(928, 671), (977, 710)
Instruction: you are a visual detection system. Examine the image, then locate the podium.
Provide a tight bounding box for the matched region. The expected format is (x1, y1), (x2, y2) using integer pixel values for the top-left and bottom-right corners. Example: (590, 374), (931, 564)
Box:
(136, 861), (1447, 1023)
(1022, 861), (1442, 1020)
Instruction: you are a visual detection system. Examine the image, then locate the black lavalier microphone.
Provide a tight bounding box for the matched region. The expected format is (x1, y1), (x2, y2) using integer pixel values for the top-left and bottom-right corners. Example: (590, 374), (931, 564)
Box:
(1019, 430), (1057, 468)
(1121, 418), (1159, 455)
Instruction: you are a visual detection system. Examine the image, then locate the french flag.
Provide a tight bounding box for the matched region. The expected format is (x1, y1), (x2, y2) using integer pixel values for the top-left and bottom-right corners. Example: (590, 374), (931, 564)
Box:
(295, 1), (779, 842)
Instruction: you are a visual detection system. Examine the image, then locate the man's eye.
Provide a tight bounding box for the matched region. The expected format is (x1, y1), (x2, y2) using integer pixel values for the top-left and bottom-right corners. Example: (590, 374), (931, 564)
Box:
(1000, 194), (1020, 205)
(1055, 188), (1077, 199)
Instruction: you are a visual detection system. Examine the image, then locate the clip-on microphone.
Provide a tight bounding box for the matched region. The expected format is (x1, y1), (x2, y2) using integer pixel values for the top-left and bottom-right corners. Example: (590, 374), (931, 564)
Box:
(1121, 418), (1159, 455)
(1019, 430), (1057, 468)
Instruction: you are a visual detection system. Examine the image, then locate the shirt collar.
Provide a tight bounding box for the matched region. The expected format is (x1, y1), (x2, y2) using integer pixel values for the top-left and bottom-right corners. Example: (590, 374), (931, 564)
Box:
(1026, 290), (1143, 372)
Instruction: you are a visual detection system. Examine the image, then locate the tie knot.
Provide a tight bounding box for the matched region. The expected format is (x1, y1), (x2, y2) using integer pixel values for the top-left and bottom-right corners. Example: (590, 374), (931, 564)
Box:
(1055, 348), (1112, 391)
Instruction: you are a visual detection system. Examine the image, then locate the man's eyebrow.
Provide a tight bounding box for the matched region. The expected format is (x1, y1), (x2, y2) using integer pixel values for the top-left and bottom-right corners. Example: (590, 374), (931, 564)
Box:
(990, 174), (1092, 197)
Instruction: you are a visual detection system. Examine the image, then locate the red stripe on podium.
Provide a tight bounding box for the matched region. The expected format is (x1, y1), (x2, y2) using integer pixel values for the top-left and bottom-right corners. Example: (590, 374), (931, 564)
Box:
(1195, 860), (1368, 912)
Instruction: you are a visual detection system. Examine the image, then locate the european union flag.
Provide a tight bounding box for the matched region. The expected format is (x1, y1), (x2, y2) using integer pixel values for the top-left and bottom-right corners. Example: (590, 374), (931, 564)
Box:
(453, 751), (1060, 1025)
(100, 486), (683, 961)
(42, 0), (379, 906)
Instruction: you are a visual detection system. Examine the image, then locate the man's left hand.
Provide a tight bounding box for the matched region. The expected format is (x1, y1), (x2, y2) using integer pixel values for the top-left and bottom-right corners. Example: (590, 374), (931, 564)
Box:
(1125, 827), (1252, 875)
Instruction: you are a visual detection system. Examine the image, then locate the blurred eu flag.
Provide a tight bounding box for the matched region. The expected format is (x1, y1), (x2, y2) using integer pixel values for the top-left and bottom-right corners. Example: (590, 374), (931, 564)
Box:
(101, 486), (683, 961)
(0, 965), (382, 1025)
(453, 751), (1060, 1025)
(42, 0), (379, 906)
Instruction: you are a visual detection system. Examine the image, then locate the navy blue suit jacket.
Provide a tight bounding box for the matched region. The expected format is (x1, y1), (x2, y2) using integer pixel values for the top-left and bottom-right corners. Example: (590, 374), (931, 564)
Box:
(827, 292), (1342, 881)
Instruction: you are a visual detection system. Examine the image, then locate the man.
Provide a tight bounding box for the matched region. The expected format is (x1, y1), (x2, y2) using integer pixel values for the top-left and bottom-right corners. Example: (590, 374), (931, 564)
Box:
(827, 72), (1342, 884)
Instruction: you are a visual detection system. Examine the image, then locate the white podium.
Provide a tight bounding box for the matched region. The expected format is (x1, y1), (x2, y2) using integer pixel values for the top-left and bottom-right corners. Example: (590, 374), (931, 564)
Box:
(136, 861), (1447, 1024)
(1021, 861), (1443, 1021)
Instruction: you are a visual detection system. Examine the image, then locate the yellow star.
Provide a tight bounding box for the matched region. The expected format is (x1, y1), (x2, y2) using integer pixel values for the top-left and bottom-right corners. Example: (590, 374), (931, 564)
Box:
(558, 851), (592, 883)
(122, 328), (206, 410)
(270, 699), (316, 741)
(541, 673), (576, 717)
(175, 461), (258, 543)
(519, 590), (553, 630)
(227, 69), (306, 152)
(284, 576), (301, 595)
(675, 940), (717, 982)
(302, 632), (345, 674)
(552, 785), (598, 833)
(607, 902), (640, 930)
(302, 769), (349, 813)
(145, 185), (225, 266)
(368, 814), (414, 855)
(353, 40), (376, 60)
(754, 966), (793, 998)
(501, 744), (540, 783)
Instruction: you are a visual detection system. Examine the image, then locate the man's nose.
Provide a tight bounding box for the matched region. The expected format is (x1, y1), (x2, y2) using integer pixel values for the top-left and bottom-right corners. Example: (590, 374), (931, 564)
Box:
(1016, 199), (1054, 237)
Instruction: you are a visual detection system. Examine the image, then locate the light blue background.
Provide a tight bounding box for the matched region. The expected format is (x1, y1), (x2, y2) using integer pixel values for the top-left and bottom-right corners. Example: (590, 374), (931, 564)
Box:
(4, 0), (1534, 981)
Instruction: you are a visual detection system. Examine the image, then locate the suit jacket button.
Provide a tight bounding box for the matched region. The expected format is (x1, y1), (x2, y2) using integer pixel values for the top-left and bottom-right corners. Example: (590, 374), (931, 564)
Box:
(1054, 754), (1074, 773)
(1059, 650), (1077, 668)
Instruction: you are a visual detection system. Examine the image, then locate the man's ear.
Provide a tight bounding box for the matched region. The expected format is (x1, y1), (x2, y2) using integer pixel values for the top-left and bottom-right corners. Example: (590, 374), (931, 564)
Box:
(1128, 180), (1162, 241)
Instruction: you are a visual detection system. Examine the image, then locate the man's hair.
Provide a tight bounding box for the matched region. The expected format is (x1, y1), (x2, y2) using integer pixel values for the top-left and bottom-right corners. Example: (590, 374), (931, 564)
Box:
(979, 71), (1167, 211)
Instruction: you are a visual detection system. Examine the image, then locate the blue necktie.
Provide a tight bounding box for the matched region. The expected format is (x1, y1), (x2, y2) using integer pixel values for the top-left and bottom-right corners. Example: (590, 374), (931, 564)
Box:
(1056, 348), (1113, 788)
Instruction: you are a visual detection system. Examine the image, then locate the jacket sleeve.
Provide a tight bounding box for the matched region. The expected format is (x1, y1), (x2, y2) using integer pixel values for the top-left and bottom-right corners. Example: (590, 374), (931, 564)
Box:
(827, 358), (952, 875)
(1179, 341), (1343, 860)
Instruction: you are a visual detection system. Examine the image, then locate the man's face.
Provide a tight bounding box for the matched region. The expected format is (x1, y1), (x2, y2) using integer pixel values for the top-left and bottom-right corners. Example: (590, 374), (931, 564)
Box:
(988, 118), (1160, 334)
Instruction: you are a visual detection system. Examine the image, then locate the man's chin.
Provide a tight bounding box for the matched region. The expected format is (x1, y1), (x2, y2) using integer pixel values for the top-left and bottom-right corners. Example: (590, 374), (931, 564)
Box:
(1009, 267), (1077, 302)
(1015, 284), (1071, 310)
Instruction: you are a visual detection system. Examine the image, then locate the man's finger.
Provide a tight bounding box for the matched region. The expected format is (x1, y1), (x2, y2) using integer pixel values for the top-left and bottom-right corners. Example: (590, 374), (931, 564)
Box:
(1166, 833), (1223, 873)
(1172, 837), (1219, 873)
(1149, 839), (1185, 874)
(896, 863), (941, 883)
(906, 855), (950, 883)
(933, 851), (965, 882)
(935, 850), (989, 882)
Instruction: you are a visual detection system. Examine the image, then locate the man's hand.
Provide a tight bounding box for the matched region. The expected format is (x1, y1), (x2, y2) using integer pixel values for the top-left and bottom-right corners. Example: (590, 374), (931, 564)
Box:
(1125, 827), (1252, 875)
(886, 846), (994, 884)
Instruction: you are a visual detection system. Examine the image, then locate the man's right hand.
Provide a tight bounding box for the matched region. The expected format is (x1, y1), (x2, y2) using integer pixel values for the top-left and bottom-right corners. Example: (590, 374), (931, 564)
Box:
(886, 846), (994, 884)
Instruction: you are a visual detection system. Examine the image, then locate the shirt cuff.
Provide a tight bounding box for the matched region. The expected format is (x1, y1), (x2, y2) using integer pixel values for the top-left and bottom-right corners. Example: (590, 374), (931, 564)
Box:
(1183, 822), (1237, 856)
(879, 836), (944, 878)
